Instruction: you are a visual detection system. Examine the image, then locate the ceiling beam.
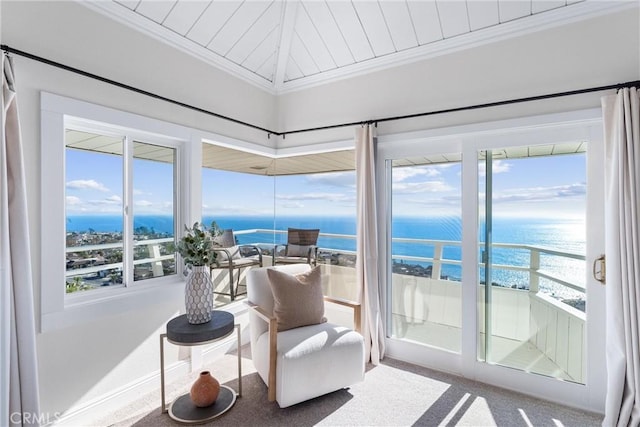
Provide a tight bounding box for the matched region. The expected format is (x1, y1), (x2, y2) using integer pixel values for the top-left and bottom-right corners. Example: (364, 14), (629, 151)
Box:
(273, 0), (299, 91)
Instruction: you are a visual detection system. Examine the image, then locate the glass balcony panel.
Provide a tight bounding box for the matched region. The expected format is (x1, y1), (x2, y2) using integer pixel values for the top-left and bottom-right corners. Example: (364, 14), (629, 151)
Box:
(201, 145), (357, 318)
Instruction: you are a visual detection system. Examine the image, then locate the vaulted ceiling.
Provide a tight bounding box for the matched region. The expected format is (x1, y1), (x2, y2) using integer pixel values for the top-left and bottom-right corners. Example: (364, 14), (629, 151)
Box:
(83, 0), (624, 95)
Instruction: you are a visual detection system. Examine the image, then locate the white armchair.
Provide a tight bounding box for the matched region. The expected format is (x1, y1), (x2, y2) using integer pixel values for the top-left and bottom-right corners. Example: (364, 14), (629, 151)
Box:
(247, 264), (365, 408)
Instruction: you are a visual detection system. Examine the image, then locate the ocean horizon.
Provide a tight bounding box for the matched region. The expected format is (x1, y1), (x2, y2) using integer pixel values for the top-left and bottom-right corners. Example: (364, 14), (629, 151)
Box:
(67, 214), (585, 298)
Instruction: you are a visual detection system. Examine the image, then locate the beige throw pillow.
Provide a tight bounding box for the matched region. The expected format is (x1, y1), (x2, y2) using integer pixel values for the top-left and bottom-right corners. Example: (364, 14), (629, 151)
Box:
(267, 266), (326, 332)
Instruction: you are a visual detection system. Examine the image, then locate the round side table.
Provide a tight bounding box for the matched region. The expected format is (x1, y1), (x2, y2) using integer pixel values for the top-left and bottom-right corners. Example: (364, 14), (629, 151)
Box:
(159, 310), (242, 424)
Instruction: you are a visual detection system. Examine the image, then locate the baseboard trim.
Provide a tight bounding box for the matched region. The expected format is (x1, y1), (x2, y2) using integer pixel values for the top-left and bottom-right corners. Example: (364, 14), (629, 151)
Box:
(52, 309), (251, 426)
(51, 358), (188, 426)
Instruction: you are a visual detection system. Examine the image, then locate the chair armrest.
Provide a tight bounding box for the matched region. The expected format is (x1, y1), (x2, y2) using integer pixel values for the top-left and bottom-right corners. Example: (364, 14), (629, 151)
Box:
(239, 244), (263, 265)
(323, 296), (362, 334)
(246, 302), (273, 324)
(239, 244), (262, 253)
(247, 302), (278, 402)
(273, 244), (287, 254)
(210, 248), (233, 268)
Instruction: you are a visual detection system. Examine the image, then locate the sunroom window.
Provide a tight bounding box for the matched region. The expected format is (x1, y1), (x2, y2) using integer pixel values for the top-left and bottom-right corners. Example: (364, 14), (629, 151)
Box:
(201, 143), (357, 308)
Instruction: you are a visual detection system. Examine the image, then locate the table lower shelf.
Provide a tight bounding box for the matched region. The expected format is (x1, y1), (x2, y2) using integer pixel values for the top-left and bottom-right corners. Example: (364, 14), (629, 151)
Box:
(168, 385), (237, 424)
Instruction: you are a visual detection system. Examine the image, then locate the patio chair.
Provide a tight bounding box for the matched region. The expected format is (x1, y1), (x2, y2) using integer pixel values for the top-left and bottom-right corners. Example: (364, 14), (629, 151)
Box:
(247, 264), (364, 408)
(272, 228), (320, 266)
(210, 229), (263, 301)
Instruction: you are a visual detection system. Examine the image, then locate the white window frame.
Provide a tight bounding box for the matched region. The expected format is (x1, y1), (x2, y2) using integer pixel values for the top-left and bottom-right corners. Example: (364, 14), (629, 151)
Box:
(40, 93), (198, 332)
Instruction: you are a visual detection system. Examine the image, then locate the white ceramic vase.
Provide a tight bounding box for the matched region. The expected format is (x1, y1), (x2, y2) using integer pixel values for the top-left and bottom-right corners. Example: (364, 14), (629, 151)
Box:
(185, 265), (213, 324)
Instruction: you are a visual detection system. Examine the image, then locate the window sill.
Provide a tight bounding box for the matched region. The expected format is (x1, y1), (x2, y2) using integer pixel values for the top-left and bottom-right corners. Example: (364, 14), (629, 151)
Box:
(41, 277), (185, 333)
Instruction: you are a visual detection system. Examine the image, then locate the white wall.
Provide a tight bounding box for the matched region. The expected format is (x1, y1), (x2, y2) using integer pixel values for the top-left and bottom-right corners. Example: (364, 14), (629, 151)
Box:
(1, 1), (274, 422)
(275, 8), (640, 147)
(2, 1), (277, 143)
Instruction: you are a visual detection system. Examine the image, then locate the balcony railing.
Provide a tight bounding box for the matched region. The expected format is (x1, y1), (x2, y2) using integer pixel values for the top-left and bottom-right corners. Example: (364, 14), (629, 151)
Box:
(66, 229), (586, 381)
(65, 237), (175, 281)
(65, 231), (585, 301)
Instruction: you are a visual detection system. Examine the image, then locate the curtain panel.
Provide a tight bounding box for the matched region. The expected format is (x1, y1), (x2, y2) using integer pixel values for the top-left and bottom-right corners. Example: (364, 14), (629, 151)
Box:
(603, 87), (640, 427)
(355, 124), (385, 365)
(1, 53), (41, 427)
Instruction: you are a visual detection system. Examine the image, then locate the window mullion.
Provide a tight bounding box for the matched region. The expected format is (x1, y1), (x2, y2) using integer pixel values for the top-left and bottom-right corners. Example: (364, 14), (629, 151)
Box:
(123, 135), (134, 287)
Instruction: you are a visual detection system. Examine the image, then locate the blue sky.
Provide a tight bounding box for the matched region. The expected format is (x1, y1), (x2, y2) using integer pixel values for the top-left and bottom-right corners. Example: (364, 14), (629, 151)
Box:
(66, 148), (586, 220)
(66, 149), (174, 215)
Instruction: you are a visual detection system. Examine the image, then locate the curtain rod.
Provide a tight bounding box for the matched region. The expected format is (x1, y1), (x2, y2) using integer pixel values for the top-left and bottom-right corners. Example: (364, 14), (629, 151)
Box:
(282, 79), (640, 136)
(2, 44), (638, 139)
(0, 44), (276, 135)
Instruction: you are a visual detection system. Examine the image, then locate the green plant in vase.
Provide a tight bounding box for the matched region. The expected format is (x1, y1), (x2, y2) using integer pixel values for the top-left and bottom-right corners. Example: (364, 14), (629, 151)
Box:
(176, 221), (221, 267)
(176, 221), (222, 324)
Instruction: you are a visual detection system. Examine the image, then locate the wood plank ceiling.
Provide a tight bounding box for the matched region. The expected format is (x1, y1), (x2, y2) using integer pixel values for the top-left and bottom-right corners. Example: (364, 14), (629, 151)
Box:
(67, 130), (585, 176)
(81, 0), (611, 94)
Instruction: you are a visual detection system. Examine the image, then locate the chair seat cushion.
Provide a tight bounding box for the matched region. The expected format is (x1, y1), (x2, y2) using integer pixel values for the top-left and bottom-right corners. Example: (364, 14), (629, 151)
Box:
(215, 245), (241, 261)
(286, 243), (311, 257)
(254, 322), (365, 408)
(273, 256), (310, 264)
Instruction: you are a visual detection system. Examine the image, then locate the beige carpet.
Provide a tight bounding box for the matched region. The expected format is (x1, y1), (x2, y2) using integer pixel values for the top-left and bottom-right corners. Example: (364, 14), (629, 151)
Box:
(96, 346), (602, 427)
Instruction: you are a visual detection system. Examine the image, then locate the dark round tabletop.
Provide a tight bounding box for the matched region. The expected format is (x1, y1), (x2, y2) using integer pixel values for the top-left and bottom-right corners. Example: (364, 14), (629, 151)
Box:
(166, 311), (235, 344)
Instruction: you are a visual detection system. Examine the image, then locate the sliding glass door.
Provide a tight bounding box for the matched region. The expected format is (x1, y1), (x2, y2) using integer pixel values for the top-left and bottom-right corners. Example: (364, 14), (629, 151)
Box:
(379, 111), (606, 410)
(479, 145), (587, 383)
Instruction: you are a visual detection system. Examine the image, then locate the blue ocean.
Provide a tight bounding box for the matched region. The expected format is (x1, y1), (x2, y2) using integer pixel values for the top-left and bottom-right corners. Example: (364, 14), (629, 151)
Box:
(66, 214), (585, 298)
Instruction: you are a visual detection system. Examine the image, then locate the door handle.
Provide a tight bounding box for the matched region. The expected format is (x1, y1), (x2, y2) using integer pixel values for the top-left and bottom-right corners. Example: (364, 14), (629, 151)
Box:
(593, 254), (606, 284)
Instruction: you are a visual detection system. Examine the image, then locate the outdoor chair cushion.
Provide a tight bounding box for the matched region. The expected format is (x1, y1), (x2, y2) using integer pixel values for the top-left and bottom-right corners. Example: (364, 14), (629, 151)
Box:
(286, 243), (312, 257)
(215, 245), (241, 261)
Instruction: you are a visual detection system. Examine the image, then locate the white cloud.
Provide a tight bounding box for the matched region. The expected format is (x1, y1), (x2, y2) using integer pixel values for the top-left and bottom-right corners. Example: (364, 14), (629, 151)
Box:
(392, 167), (441, 183)
(202, 204), (273, 216)
(392, 181), (453, 194)
(66, 195), (82, 205)
(478, 160), (511, 177)
(86, 195), (122, 206)
(66, 179), (110, 192)
(135, 200), (153, 207)
(281, 201), (305, 209)
(493, 183), (585, 203)
(305, 172), (355, 188)
(133, 189), (150, 196)
(276, 192), (355, 203)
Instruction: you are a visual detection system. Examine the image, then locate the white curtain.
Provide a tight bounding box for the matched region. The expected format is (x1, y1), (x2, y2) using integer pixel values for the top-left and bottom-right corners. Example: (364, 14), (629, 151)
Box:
(603, 87), (640, 427)
(1, 53), (41, 426)
(355, 124), (385, 365)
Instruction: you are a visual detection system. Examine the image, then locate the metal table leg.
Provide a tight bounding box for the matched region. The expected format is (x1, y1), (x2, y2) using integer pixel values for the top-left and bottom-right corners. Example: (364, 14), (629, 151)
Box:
(236, 324), (242, 397)
(160, 333), (168, 413)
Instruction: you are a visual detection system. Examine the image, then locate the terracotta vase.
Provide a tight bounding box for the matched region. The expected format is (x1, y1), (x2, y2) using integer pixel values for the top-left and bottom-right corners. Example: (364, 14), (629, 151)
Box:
(190, 371), (220, 408)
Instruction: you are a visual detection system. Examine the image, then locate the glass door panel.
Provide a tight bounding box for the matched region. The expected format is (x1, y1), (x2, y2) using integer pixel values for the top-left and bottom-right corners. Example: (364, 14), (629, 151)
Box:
(478, 144), (587, 383)
(389, 154), (462, 353)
